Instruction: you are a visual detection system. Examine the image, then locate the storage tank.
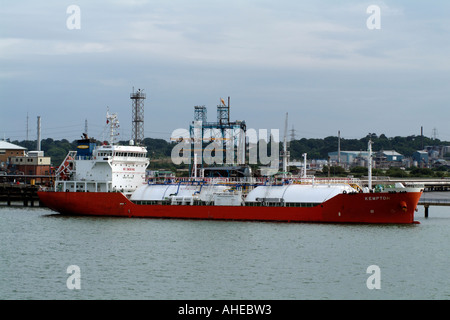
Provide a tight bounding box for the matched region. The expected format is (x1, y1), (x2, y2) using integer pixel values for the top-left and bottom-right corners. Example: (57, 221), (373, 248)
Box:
(245, 184), (356, 204)
(130, 183), (229, 202)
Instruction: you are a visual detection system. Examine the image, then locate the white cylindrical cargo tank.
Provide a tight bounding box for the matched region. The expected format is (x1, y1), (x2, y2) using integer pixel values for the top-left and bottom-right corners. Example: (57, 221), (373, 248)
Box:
(130, 183), (230, 201)
(245, 184), (356, 204)
(131, 184), (193, 201)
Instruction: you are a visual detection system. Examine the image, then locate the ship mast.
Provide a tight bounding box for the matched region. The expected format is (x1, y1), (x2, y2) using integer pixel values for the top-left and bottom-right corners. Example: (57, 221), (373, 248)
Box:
(282, 112), (289, 177)
(106, 108), (120, 145)
(302, 153), (307, 178)
(368, 139), (373, 191)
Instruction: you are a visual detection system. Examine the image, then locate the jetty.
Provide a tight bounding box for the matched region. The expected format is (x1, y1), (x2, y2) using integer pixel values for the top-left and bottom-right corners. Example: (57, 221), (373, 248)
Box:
(359, 177), (450, 191)
(0, 184), (42, 207)
(417, 194), (450, 218)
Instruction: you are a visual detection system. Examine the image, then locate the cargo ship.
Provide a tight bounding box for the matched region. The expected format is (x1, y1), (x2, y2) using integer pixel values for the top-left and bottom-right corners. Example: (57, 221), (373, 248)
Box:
(38, 110), (424, 224)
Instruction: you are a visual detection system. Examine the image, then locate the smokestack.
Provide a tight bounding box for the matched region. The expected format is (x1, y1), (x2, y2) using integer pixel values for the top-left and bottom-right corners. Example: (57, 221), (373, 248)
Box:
(421, 126), (423, 150)
(37, 116), (41, 151)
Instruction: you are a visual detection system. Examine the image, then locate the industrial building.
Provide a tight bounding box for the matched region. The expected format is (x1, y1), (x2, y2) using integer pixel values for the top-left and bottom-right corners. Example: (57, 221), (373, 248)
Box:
(328, 150), (369, 166)
(9, 151), (51, 177)
(328, 150), (404, 169)
(412, 146), (450, 168)
(0, 140), (52, 184)
(0, 141), (26, 166)
(412, 151), (428, 167)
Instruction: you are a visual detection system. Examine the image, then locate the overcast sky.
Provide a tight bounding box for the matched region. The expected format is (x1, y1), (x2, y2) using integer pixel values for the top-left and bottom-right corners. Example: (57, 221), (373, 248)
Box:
(1, 0), (449, 143)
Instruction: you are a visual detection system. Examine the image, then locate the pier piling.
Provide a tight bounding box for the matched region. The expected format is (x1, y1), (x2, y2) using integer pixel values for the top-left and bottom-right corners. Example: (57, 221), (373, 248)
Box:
(0, 184), (41, 207)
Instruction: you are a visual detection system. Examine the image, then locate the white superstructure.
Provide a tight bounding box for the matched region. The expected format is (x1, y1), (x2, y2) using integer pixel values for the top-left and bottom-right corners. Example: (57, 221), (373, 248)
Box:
(55, 144), (149, 195)
(54, 111), (149, 195)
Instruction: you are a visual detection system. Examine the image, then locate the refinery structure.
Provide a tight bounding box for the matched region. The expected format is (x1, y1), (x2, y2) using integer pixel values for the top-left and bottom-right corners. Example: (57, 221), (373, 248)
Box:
(3, 87), (449, 186)
(130, 88), (146, 146)
(188, 97), (248, 177)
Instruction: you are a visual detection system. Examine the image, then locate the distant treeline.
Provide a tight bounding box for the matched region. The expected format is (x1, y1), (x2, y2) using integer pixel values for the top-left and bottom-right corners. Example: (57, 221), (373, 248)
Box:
(289, 133), (447, 160)
(12, 137), (174, 167)
(11, 133), (448, 167)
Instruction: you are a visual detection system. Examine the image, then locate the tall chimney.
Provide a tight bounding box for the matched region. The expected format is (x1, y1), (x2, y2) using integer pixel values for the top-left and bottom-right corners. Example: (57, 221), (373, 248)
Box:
(421, 126), (423, 150)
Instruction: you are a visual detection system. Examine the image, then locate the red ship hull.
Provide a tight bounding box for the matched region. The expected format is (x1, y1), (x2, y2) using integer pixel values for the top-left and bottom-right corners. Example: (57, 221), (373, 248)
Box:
(38, 191), (422, 224)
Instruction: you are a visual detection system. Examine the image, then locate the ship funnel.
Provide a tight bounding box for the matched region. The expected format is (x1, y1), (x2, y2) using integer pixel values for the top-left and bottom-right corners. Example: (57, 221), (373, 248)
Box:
(76, 137), (96, 158)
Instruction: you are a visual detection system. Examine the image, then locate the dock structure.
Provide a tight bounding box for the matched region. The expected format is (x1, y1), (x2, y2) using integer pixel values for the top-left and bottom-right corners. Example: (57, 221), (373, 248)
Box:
(360, 177), (450, 192)
(418, 181), (450, 192)
(0, 184), (42, 207)
(418, 197), (450, 218)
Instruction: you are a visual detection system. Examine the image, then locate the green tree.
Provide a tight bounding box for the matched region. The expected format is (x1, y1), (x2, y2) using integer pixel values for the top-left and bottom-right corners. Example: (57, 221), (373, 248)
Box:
(409, 167), (434, 177)
(322, 165), (347, 177)
(386, 167), (408, 177)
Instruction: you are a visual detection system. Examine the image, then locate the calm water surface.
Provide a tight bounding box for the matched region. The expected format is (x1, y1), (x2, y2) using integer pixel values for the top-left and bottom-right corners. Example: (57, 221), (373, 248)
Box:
(1, 198), (449, 300)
